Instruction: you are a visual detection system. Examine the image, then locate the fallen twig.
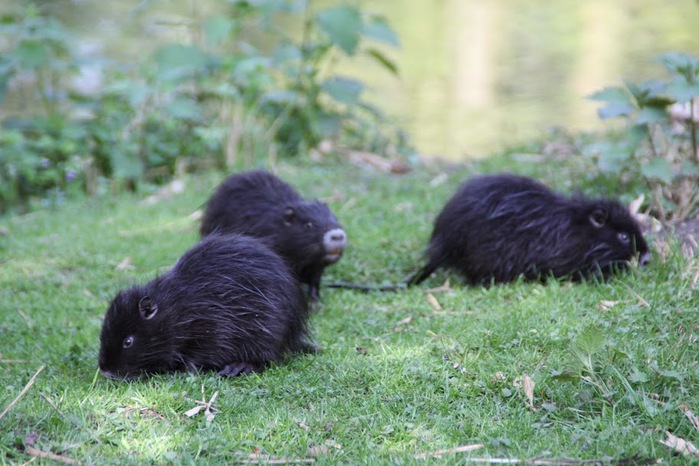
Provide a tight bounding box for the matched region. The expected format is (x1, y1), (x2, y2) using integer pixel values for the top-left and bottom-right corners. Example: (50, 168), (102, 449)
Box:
(24, 433), (83, 465)
(415, 443), (484, 459)
(0, 365), (45, 421)
(238, 455), (314, 464)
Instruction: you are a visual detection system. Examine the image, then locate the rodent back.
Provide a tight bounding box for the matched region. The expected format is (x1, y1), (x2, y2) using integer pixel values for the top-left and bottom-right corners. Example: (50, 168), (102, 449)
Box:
(99, 234), (311, 378)
(424, 173), (649, 283)
(200, 170), (302, 237)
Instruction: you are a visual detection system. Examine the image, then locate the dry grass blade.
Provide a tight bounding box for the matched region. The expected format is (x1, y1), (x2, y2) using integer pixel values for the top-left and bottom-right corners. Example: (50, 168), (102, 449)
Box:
(0, 365), (45, 421)
(415, 443), (484, 459)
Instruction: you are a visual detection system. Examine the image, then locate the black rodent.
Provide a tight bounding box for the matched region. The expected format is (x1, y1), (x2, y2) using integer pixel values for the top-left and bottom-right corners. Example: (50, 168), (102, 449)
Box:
(408, 173), (651, 286)
(200, 170), (347, 300)
(98, 233), (315, 379)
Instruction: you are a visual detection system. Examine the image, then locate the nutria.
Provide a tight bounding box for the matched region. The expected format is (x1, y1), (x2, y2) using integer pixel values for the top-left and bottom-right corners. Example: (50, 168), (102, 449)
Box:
(408, 173), (651, 286)
(98, 233), (315, 379)
(200, 170), (347, 300)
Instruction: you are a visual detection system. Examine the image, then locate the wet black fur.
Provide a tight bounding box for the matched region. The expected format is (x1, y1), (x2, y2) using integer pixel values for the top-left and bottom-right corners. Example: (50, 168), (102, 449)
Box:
(98, 233), (313, 379)
(408, 173), (650, 286)
(200, 170), (344, 299)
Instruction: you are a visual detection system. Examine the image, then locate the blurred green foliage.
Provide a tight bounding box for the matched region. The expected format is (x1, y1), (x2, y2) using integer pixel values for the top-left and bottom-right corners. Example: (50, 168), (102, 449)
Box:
(587, 52), (699, 220)
(0, 1), (405, 212)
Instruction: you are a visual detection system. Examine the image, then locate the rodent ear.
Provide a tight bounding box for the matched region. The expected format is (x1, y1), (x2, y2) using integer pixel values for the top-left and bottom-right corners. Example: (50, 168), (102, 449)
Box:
(283, 206), (295, 224)
(589, 208), (609, 228)
(138, 296), (158, 320)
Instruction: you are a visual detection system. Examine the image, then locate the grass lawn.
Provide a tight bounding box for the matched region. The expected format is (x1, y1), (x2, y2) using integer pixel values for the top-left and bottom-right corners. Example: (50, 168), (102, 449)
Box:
(1, 153), (697, 464)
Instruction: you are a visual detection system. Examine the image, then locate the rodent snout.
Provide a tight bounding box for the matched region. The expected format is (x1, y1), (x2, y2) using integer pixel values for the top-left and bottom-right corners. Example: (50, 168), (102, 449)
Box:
(323, 228), (347, 262)
(324, 228), (347, 249)
(638, 251), (651, 268)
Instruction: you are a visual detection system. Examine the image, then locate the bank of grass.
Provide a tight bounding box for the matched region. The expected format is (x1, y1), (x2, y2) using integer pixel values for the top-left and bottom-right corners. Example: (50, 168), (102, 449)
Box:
(0, 153), (697, 464)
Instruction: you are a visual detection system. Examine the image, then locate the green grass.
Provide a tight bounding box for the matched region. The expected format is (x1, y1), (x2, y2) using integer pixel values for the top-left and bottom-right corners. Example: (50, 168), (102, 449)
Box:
(1, 155), (698, 464)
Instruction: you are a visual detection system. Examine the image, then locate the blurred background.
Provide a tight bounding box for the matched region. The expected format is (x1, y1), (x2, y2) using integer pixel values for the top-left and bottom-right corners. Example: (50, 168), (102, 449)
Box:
(1, 0), (698, 213)
(4, 0), (698, 158)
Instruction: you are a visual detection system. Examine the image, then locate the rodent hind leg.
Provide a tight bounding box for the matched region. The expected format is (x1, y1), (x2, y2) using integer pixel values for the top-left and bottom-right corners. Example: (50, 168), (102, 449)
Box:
(218, 361), (266, 377)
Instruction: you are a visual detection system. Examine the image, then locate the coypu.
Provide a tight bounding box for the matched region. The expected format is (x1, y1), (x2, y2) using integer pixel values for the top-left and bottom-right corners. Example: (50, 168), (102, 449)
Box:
(408, 173), (651, 286)
(200, 170), (347, 300)
(98, 233), (316, 379)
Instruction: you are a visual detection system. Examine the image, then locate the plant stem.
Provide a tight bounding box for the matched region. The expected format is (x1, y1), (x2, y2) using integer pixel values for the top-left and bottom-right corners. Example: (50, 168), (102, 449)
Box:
(690, 97), (698, 163)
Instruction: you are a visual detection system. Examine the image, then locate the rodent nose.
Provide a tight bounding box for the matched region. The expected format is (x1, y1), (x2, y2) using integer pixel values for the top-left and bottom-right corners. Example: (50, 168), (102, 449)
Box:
(324, 228), (347, 250)
(639, 251), (651, 268)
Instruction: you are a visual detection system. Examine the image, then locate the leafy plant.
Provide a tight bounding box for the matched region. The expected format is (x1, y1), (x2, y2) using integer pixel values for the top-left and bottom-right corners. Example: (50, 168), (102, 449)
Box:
(588, 52), (699, 220)
(0, 1), (406, 212)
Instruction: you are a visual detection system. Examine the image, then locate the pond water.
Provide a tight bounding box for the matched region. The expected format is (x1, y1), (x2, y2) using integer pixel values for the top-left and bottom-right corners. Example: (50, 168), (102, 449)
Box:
(353, 0), (699, 158)
(9, 0), (699, 159)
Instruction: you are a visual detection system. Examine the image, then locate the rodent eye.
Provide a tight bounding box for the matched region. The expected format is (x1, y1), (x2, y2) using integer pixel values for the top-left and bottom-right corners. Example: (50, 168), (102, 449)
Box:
(617, 232), (630, 244)
(122, 336), (134, 349)
(306, 222), (313, 229)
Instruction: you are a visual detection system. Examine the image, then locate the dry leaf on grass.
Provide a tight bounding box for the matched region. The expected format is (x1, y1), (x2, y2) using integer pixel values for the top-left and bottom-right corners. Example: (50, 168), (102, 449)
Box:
(659, 431), (699, 456)
(115, 257), (133, 271)
(141, 179), (186, 205)
(680, 404), (699, 431)
(396, 316), (413, 325)
(184, 385), (218, 423)
(307, 440), (342, 457)
(598, 300), (620, 311)
(426, 293), (442, 311)
(424, 280), (451, 293)
(513, 375), (535, 410)
(344, 150), (410, 174)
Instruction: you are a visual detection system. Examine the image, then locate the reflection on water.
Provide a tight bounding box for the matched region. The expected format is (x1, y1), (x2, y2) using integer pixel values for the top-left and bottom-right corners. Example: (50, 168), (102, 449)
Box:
(7, 0), (699, 159)
(353, 0), (699, 158)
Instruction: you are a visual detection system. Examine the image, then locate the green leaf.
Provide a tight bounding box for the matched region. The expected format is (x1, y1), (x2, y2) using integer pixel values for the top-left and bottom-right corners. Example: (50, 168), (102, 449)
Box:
(362, 16), (400, 47)
(628, 369), (649, 383)
(321, 76), (364, 105)
(317, 5), (363, 55)
(658, 51), (699, 80)
(627, 124), (649, 148)
(154, 44), (210, 80)
(165, 98), (203, 121)
(666, 78), (699, 103)
(588, 86), (630, 104)
(588, 87), (634, 119)
(272, 42), (302, 64)
(597, 146), (631, 174)
(551, 372), (581, 383)
(679, 161), (699, 177)
(110, 149), (143, 179)
(262, 90), (301, 105)
(572, 327), (606, 358)
(365, 48), (399, 76)
(203, 15), (234, 46)
(15, 40), (50, 68)
(598, 102), (634, 119)
(636, 106), (668, 125)
(641, 157), (674, 183)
